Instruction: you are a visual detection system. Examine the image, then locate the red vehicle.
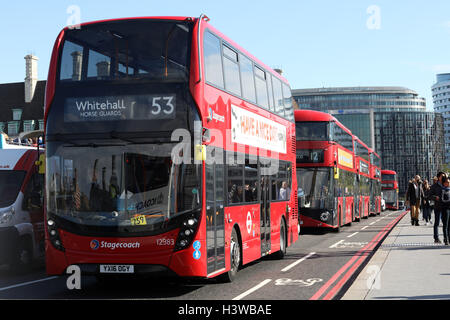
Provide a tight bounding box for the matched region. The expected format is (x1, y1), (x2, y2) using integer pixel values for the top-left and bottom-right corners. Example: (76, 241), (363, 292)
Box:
(381, 170), (399, 210)
(369, 149), (382, 216)
(44, 15), (298, 281)
(353, 136), (370, 220)
(295, 110), (356, 231)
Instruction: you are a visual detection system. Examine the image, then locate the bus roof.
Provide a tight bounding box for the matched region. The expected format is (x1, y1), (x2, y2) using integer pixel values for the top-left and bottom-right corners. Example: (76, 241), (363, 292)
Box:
(295, 110), (353, 136)
(66, 16), (194, 29)
(295, 110), (337, 122)
(61, 15), (289, 86)
(381, 170), (397, 175)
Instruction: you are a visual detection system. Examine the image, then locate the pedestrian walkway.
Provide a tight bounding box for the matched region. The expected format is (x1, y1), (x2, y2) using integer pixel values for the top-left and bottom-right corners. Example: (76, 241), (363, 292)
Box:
(342, 211), (450, 300)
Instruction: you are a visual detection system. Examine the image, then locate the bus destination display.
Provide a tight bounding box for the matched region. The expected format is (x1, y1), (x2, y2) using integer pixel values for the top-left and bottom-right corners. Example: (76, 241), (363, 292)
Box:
(64, 94), (176, 122)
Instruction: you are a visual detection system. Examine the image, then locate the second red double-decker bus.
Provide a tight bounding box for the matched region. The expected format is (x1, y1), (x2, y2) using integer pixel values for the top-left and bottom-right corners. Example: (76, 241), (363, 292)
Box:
(295, 110), (356, 231)
(369, 149), (382, 216)
(354, 136), (370, 220)
(381, 170), (399, 210)
(44, 15), (298, 282)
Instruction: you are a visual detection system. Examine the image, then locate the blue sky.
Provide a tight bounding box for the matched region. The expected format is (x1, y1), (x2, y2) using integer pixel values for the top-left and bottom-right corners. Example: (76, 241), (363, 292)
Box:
(1, 0), (449, 109)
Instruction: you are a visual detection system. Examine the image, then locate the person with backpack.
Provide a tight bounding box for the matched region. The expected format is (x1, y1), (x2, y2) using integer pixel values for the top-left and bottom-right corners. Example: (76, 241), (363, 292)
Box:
(405, 175), (424, 226)
(430, 172), (449, 244)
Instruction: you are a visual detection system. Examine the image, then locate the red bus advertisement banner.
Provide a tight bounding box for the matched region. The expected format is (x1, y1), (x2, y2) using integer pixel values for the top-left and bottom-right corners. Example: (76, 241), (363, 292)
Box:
(231, 104), (287, 154)
(337, 148), (353, 169)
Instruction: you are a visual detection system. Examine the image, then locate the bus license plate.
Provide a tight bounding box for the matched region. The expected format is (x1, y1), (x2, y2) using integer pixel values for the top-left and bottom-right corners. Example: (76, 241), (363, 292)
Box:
(100, 265), (134, 274)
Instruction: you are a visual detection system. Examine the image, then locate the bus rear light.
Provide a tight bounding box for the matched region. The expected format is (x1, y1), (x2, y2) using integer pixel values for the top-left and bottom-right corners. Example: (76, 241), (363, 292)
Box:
(47, 218), (65, 252)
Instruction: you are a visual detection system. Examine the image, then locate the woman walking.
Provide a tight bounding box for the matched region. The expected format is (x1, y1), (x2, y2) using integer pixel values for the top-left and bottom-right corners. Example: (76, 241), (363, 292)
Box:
(422, 180), (432, 225)
(430, 172), (449, 244)
(405, 175), (424, 226)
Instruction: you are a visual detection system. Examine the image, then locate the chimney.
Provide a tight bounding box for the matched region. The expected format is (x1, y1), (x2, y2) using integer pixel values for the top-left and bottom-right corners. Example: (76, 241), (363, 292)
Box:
(96, 61), (110, 79)
(71, 51), (83, 81)
(24, 55), (38, 103)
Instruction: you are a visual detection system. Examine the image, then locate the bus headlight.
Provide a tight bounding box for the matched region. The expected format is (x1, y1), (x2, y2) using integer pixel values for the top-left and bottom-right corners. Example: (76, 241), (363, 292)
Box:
(47, 217), (65, 252)
(0, 208), (14, 225)
(320, 211), (330, 222)
(174, 214), (199, 252)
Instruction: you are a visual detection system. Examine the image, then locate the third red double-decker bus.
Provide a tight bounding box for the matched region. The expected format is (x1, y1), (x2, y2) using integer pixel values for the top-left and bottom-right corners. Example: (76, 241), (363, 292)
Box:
(295, 110), (356, 231)
(381, 170), (399, 210)
(369, 149), (381, 216)
(354, 136), (370, 220)
(44, 15), (298, 282)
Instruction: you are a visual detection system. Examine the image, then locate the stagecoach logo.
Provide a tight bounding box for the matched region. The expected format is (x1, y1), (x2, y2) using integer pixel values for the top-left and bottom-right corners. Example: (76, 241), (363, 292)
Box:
(89, 239), (141, 250)
(207, 107), (225, 123)
(90, 239), (100, 250)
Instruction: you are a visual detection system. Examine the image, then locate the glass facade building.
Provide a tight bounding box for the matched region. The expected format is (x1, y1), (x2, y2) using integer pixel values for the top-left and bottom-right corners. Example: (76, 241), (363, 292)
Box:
(292, 87), (444, 195)
(374, 112), (444, 194)
(432, 73), (450, 163)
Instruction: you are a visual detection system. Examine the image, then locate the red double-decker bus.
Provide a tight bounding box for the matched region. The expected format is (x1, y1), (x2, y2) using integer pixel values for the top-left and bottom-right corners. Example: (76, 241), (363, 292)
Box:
(44, 15), (298, 282)
(381, 170), (399, 210)
(353, 136), (370, 220)
(369, 149), (381, 216)
(295, 110), (356, 231)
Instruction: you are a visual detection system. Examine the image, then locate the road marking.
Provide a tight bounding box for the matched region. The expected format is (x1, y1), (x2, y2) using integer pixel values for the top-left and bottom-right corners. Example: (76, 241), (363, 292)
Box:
(310, 210), (408, 300)
(329, 240), (345, 249)
(0, 276), (58, 292)
(369, 221), (376, 225)
(361, 226), (369, 230)
(347, 232), (359, 238)
(281, 252), (316, 272)
(232, 279), (272, 300)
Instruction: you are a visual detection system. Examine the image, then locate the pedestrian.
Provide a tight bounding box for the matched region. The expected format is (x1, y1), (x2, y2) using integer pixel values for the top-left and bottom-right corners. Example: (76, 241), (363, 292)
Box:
(440, 177), (450, 245)
(405, 175), (424, 226)
(430, 172), (449, 244)
(422, 180), (432, 225)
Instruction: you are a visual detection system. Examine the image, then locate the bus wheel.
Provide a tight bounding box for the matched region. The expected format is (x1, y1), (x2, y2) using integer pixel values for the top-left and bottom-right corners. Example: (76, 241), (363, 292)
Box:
(273, 219), (287, 259)
(220, 228), (241, 283)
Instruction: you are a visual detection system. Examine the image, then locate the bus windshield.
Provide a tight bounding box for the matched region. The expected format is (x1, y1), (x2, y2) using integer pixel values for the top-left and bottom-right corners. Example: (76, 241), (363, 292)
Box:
(59, 19), (192, 83)
(382, 174), (396, 181)
(295, 122), (329, 141)
(383, 189), (397, 204)
(297, 167), (332, 209)
(0, 171), (26, 208)
(46, 142), (201, 236)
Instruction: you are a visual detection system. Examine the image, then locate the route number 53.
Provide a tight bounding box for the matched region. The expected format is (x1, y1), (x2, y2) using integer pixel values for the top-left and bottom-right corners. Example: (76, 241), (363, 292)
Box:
(151, 96), (175, 116)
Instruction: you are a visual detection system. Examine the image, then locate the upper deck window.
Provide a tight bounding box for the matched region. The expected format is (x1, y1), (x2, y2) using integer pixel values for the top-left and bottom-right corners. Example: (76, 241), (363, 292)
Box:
(59, 20), (192, 83)
(382, 174), (396, 181)
(295, 121), (329, 141)
(204, 32), (224, 88)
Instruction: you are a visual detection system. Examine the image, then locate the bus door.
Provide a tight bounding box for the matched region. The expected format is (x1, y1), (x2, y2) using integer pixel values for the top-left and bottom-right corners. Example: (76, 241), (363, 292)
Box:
(260, 171), (271, 256)
(205, 159), (225, 275)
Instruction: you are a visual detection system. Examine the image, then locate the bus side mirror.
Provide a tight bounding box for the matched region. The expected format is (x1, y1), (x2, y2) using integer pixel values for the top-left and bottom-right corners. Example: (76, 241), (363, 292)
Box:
(334, 167), (339, 179)
(35, 154), (45, 174)
(194, 144), (206, 162)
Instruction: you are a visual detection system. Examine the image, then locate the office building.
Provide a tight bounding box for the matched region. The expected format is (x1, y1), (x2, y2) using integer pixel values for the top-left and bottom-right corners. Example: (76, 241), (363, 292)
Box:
(293, 86), (444, 194)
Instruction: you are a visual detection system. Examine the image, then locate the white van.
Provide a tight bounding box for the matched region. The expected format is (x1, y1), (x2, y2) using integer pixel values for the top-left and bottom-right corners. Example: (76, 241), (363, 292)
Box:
(0, 133), (45, 270)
